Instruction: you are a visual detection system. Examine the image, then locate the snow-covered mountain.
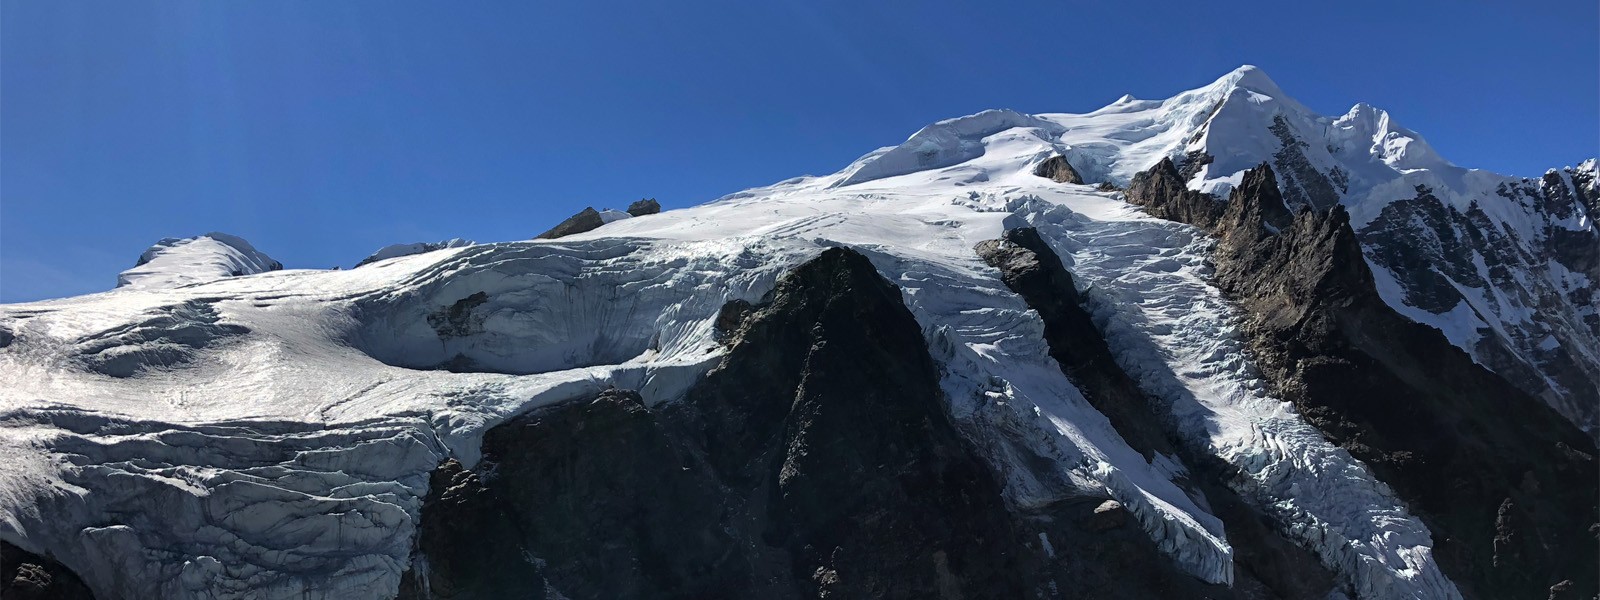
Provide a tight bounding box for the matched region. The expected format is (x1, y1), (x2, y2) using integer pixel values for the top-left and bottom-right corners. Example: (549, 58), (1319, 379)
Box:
(116, 232), (283, 290)
(1, 67), (1593, 600)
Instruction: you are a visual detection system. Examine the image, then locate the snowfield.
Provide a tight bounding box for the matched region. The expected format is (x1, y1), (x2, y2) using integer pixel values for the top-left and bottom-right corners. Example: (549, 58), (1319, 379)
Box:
(6, 65), (1588, 599)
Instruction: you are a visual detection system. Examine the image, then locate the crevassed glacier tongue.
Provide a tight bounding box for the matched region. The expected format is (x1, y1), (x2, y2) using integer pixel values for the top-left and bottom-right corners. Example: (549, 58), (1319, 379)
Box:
(855, 245), (1236, 585)
(1023, 201), (1461, 599)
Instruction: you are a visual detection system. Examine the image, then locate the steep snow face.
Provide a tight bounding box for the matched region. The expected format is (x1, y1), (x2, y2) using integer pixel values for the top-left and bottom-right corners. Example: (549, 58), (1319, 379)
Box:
(117, 233), (283, 289)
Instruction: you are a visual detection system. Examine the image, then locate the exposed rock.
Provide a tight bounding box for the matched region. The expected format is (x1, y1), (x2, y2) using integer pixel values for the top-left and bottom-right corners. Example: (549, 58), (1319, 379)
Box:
(1033, 155), (1085, 184)
(536, 207), (606, 239)
(1267, 115), (1343, 211)
(1358, 177), (1600, 431)
(977, 226), (1337, 599)
(1084, 500), (1128, 532)
(405, 248), (1026, 599)
(1135, 160), (1600, 599)
(1124, 157), (1225, 229)
(711, 297), (753, 341)
(1175, 150), (1214, 182)
(404, 247), (1246, 599)
(2, 541), (95, 600)
(627, 198), (662, 216)
(975, 228), (1176, 459)
(399, 389), (743, 599)
(426, 292), (489, 338)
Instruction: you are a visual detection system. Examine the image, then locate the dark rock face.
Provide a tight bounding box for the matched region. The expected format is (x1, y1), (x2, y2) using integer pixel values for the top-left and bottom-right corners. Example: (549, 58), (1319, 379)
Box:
(975, 228), (1176, 460)
(627, 198), (662, 216)
(1570, 162), (1599, 217)
(1033, 155), (1085, 184)
(1175, 150), (1214, 182)
(426, 292), (489, 338)
(1124, 157), (1226, 229)
(398, 390), (742, 599)
(977, 227), (1336, 600)
(1358, 177), (1600, 431)
(2, 541), (95, 600)
(1135, 161), (1600, 599)
(536, 207), (605, 239)
(404, 248), (1024, 599)
(402, 247), (1262, 599)
(1266, 115), (1344, 211)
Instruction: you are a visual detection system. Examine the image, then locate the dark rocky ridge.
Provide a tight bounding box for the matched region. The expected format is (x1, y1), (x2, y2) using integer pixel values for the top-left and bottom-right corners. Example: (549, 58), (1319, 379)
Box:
(1124, 157), (1226, 229)
(1033, 155), (1085, 184)
(1358, 177), (1600, 432)
(536, 207), (606, 239)
(627, 198), (662, 216)
(401, 247), (1235, 599)
(1129, 161), (1600, 599)
(2, 541), (96, 600)
(977, 227), (1336, 600)
(1266, 115), (1345, 211)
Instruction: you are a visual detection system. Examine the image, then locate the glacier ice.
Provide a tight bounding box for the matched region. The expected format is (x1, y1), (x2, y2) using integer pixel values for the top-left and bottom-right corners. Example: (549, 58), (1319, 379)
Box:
(5, 65), (1576, 598)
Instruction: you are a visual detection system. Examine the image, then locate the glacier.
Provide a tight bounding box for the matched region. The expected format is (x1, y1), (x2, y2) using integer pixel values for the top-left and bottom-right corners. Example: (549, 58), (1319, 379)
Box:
(6, 65), (1591, 598)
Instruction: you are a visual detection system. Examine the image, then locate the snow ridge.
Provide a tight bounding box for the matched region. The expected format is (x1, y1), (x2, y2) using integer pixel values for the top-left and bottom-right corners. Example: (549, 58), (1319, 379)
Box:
(117, 232), (283, 290)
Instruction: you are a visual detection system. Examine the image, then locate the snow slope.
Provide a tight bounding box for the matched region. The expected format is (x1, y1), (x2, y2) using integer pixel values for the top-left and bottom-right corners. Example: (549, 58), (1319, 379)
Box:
(0, 66), (1542, 599)
(353, 239), (474, 268)
(116, 232), (284, 290)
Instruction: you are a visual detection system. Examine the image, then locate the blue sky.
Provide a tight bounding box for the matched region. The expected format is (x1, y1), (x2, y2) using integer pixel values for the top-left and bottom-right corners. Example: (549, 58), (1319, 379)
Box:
(3, 0), (1595, 302)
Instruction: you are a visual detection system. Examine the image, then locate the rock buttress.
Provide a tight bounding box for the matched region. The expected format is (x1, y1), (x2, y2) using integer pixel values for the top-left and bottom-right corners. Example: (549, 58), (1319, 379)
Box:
(977, 227), (1337, 599)
(1133, 160), (1599, 600)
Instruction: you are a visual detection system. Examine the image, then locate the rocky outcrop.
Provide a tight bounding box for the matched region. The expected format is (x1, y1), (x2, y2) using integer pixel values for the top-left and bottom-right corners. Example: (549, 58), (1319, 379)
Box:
(1124, 157), (1225, 229)
(627, 198), (661, 216)
(1357, 177), (1600, 431)
(536, 207), (605, 239)
(1266, 115), (1345, 211)
(402, 247), (1238, 599)
(1135, 161), (1600, 599)
(1033, 155), (1084, 184)
(2, 541), (95, 600)
(977, 227), (1336, 600)
(398, 389), (741, 599)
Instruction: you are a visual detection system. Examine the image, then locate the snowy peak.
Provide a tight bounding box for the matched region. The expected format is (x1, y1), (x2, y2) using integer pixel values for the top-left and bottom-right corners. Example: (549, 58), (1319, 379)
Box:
(116, 232), (282, 289)
(1328, 101), (1451, 173)
(831, 109), (1064, 188)
(1217, 64), (1283, 96)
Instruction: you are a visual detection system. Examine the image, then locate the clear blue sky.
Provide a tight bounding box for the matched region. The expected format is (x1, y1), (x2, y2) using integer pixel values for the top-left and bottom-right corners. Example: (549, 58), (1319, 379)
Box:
(3, 0), (1595, 302)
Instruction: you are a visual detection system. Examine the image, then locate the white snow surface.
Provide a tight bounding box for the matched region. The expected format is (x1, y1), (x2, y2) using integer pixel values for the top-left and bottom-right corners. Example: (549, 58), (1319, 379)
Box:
(0, 66), (1489, 599)
(355, 239), (475, 268)
(117, 232), (284, 290)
